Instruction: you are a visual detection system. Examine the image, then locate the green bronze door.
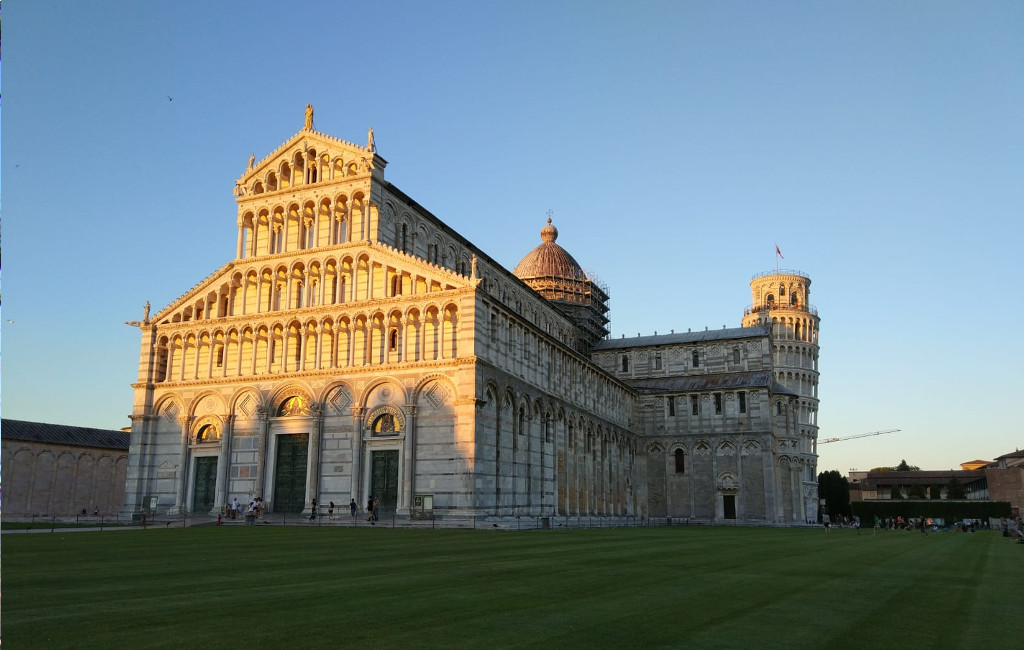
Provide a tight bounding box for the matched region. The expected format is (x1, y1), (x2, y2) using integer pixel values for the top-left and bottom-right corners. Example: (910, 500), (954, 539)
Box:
(371, 450), (400, 513)
(274, 434), (309, 513)
(192, 457), (218, 513)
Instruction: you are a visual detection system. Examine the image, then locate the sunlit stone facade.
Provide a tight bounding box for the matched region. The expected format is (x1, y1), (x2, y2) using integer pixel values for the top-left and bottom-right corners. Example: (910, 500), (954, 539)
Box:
(122, 111), (818, 524)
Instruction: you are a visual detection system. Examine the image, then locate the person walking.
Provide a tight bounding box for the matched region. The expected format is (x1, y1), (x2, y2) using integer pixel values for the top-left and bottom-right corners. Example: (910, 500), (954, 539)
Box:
(350, 498), (358, 519)
(328, 501), (335, 520)
(373, 495), (381, 522)
(367, 496), (375, 524)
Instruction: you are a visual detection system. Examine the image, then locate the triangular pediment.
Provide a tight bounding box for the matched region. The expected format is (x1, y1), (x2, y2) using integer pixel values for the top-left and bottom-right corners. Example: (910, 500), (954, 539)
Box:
(236, 125), (387, 196)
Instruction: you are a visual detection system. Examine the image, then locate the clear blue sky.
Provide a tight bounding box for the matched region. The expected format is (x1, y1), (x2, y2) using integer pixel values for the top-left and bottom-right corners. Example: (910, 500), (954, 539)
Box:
(3, 1), (1022, 474)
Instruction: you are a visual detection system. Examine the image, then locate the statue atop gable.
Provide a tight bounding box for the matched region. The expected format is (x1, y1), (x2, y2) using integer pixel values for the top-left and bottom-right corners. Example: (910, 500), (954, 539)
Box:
(304, 104), (314, 130)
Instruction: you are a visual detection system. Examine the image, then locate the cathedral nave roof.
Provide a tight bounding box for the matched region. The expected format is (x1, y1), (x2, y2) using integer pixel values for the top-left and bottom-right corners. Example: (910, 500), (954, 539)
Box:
(592, 325), (770, 350)
(623, 371), (797, 395)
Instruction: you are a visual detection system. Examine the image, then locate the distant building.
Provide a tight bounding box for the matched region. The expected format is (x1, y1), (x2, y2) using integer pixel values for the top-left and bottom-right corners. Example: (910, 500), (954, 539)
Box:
(854, 470), (986, 501)
(985, 450), (1024, 517)
(1, 419), (130, 516)
(960, 459), (990, 471)
(849, 450), (1024, 517)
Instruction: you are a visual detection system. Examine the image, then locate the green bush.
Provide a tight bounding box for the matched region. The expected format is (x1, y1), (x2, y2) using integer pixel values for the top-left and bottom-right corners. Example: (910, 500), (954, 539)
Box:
(852, 500), (1011, 524)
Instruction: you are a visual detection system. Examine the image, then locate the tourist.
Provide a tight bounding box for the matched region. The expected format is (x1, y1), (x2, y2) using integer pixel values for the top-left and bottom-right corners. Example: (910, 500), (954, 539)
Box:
(350, 498), (358, 518)
(822, 513), (831, 534)
(328, 501), (335, 520)
(367, 496), (375, 524)
(373, 496), (381, 522)
(310, 498), (318, 522)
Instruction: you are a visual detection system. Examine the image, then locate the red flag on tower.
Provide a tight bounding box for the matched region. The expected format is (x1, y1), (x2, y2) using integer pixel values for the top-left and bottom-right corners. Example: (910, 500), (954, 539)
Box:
(775, 244), (784, 259)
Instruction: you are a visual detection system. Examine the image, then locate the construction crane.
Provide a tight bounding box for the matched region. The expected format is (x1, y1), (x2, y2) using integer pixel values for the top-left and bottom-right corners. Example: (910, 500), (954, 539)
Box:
(818, 428), (901, 444)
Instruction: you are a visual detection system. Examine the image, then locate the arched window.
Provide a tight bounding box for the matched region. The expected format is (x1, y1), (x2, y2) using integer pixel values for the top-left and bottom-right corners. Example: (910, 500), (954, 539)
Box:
(278, 396), (310, 416)
(733, 347), (740, 364)
(196, 424), (218, 443)
(391, 275), (402, 296)
(621, 355), (629, 372)
(389, 328), (399, 351)
(373, 413), (400, 435)
(675, 449), (686, 474)
(692, 350), (700, 367)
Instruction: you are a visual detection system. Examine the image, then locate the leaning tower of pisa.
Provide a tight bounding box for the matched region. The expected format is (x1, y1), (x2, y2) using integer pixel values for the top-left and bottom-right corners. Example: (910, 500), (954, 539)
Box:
(742, 269), (821, 519)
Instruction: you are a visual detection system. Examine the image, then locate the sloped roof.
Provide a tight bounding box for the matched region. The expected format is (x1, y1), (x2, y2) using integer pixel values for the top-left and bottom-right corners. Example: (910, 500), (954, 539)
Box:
(621, 370), (796, 395)
(593, 325), (770, 350)
(860, 470), (984, 487)
(2, 419), (130, 450)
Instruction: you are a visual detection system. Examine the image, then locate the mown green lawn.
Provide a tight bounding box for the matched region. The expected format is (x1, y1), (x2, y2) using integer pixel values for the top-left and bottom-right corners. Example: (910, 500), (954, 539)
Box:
(3, 525), (1020, 649)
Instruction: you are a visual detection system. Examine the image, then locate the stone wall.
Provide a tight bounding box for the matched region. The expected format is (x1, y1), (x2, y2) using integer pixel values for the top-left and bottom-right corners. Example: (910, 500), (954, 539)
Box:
(1, 440), (129, 516)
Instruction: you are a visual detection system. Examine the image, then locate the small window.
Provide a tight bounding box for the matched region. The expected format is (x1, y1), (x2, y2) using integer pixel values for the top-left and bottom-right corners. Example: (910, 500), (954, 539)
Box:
(738, 392), (747, 414)
(391, 275), (402, 296)
(691, 395), (699, 416)
(654, 353), (662, 370)
(668, 397), (675, 417)
(675, 449), (686, 474)
(621, 355), (629, 372)
(714, 393), (722, 415)
(216, 348), (224, 368)
(733, 348), (740, 364)
(389, 329), (399, 351)
(780, 285), (786, 297)
(692, 350), (699, 367)
(776, 401), (784, 416)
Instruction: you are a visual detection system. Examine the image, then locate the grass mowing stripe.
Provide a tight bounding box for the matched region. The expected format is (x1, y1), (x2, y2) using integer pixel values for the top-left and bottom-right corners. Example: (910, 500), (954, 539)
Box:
(4, 526), (1022, 649)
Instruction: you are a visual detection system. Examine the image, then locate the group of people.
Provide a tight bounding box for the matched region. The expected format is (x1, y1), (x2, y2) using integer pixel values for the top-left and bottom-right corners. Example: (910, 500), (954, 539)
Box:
(821, 514), (860, 533)
(225, 495), (388, 523)
(306, 496), (382, 523)
(226, 497), (263, 520)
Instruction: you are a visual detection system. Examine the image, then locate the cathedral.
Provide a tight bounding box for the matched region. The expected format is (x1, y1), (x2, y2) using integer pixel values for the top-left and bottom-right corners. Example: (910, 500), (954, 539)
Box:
(122, 109), (820, 524)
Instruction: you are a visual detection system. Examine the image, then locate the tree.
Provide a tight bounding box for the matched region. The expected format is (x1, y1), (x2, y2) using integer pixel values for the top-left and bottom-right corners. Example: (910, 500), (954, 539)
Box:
(817, 470), (851, 519)
(894, 459), (921, 472)
(946, 477), (966, 500)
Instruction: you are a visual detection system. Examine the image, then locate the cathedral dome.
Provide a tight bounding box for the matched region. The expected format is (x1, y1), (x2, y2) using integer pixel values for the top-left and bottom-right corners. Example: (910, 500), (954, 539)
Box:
(513, 218), (587, 281)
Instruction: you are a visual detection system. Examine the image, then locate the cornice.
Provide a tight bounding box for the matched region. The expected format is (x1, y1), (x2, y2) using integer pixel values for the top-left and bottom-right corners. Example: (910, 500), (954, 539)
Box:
(151, 286), (472, 336)
(133, 355), (475, 391)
